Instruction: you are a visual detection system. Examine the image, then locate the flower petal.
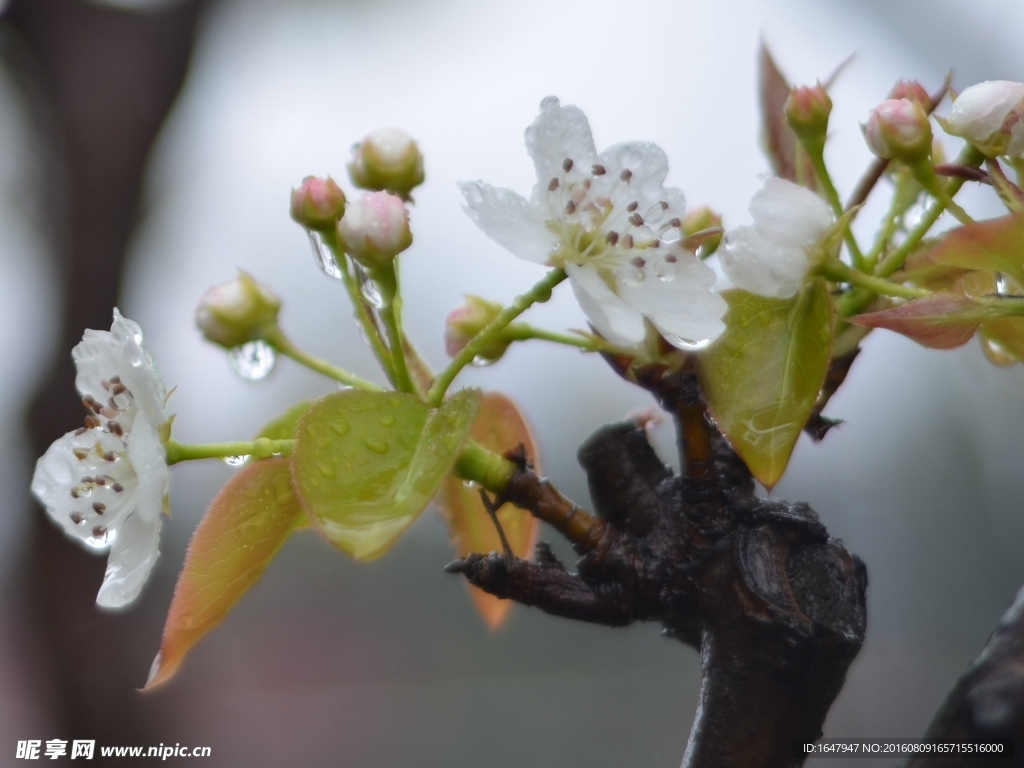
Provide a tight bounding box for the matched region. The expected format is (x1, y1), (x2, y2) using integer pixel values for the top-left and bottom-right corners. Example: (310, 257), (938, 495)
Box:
(718, 225), (809, 299)
(749, 177), (833, 247)
(459, 180), (558, 264)
(616, 252), (727, 346)
(524, 96), (598, 189)
(947, 81), (1024, 143)
(565, 262), (646, 346)
(128, 412), (170, 525)
(596, 142), (672, 208)
(96, 510), (161, 609)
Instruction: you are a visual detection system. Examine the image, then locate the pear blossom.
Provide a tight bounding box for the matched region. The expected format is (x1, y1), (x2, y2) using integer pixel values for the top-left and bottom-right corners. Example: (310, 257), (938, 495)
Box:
(718, 177), (835, 299)
(459, 97), (726, 349)
(943, 80), (1024, 158)
(31, 310), (170, 608)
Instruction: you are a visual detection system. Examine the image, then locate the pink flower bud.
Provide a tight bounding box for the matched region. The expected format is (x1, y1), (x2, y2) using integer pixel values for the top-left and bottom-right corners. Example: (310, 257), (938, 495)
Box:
(337, 191), (412, 269)
(196, 271), (282, 349)
(862, 99), (933, 163)
(348, 128), (425, 198)
(444, 296), (507, 361)
(784, 83), (832, 143)
(290, 176), (346, 232)
(888, 80), (931, 108)
(943, 80), (1024, 158)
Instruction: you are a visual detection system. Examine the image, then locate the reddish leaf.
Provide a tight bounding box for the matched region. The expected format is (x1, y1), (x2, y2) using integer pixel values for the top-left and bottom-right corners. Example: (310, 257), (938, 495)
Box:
(850, 294), (997, 349)
(758, 44), (819, 191)
(435, 393), (539, 630)
(145, 459), (303, 689)
(929, 211), (1024, 288)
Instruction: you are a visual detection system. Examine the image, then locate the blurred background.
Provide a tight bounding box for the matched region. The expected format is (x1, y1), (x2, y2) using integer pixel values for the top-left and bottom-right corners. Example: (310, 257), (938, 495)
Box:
(0, 0), (1022, 765)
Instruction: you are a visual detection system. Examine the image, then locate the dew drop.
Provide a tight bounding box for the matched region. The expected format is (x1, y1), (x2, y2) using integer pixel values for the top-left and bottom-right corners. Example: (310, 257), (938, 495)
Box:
(471, 355), (496, 367)
(181, 614), (195, 628)
(462, 480), (477, 489)
(665, 335), (713, 351)
(353, 264), (384, 308)
(229, 340), (278, 381)
(619, 265), (644, 288)
(221, 455), (250, 467)
(308, 231), (343, 280)
(378, 414), (396, 426)
(305, 424), (317, 437)
(329, 420), (351, 436)
(315, 462), (337, 479)
(363, 438), (389, 454)
(982, 336), (1016, 367)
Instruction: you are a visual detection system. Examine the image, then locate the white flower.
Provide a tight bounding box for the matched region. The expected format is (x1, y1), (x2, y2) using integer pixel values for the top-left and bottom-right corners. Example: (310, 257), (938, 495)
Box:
(718, 177), (835, 299)
(31, 310), (170, 608)
(944, 80), (1024, 158)
(459, 97), (726, 349)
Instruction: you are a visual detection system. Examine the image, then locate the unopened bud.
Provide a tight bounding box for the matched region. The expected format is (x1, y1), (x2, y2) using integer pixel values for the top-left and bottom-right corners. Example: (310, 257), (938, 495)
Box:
(444, 296), (506, 361)
(888, 80), (930, 108)
(942, 80), (1024, 158)
(348, 128), (425, 198)
(681, 206), (723, 257)
(862, 98), (933, 164)
(290, 176), (346, 232)
(196, 271), (281, 349)
(785, 83), (832, 147)
(337, 191), (412, 269)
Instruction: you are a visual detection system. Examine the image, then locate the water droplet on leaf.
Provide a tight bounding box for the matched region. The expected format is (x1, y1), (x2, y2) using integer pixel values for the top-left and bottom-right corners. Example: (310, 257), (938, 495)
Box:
(363, 438), (389, 454)
(329, 420), (350, 436)
(379, 414), (395, 426)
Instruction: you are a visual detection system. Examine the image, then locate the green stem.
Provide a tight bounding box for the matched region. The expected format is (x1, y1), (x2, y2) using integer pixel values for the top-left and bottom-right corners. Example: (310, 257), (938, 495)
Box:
(503, 323), (600, 350)
(819, 258), (929, 300)
(324, 231), (396, 384)
(264, 327), (383, 390)
(806, 144), (867, 270)
(452, 440), (518, 493)
(428, 268), (567, 407)
(165, 438), (295, 465)
(372, 264), (415, 394)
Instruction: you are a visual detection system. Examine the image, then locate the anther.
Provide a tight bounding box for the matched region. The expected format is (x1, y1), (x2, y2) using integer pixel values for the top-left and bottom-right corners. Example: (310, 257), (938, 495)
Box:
(627, 201), (638, 212)
(101, 380), (110, 391)
(620, 169), (632, 182)
(565, 200), (577, 215)
(621, 234), (634, 249)
(71, 488), (79, 499)
(562, 158), (574, 172)
(606, 231), (620, 245)
(92, 526), (107, 538)
(110, 375), (120, 384)
(84, 415), (101, 430)
(548, 177), (559, 192)
(103, 451), (116, 462)
(73, 448), (88, 460)
(93, 502), (106, 514)
(659, 201), (669, 210)
(592, 164), (606, 175)
(74, 427), (87, 436)
(629, 213), (644, 227)
(631, 257), (646, 268)
(95, 477), (106, 486)
(112, 483), (124, 493)
(109, 422), (124, 437)
(665, 254), (678, 263)
(112, 383), (127, 396)
(70, 513), (84, 525)
(669, 218), (682, 228)
(82, 476), (94, 483)
(101, 408), (118, 420)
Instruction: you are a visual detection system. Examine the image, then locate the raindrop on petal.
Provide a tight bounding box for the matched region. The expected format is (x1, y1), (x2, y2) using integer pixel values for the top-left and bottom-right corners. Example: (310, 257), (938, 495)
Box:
(228, 340), (278, 381)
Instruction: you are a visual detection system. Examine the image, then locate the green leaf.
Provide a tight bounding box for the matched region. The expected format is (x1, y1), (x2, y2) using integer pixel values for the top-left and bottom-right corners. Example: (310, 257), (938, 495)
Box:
(698, 280), (835, 489)
(292, 389), (480, 560)
(850, 293), (999, 349)
(255, 400), (313, 441)
(930, 211), (1024, 288)
(435, 392), (539, 630)
(145, 458), (303, 690)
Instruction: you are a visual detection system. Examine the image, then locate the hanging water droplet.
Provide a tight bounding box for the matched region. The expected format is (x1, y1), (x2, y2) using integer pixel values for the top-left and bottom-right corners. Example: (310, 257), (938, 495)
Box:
(462, 480), (477, 489)
(665, 335), (713, 352)
(996, 272), (1013, 295)
(982, 336), (1016, 367)
(221, 455), (250, 467)
(229, 340), (278, 381)
(471, 355), (496, 367)
(308, 231), (343, 280)
(353, 264), (384, 308)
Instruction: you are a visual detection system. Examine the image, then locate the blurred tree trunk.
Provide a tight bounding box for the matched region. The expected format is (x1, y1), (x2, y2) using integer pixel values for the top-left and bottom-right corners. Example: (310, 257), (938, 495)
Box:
(2, 0), (205, 757)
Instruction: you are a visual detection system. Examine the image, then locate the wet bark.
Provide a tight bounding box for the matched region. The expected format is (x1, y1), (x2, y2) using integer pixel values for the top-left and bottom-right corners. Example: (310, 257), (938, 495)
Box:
(449, 367), (868, 768)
